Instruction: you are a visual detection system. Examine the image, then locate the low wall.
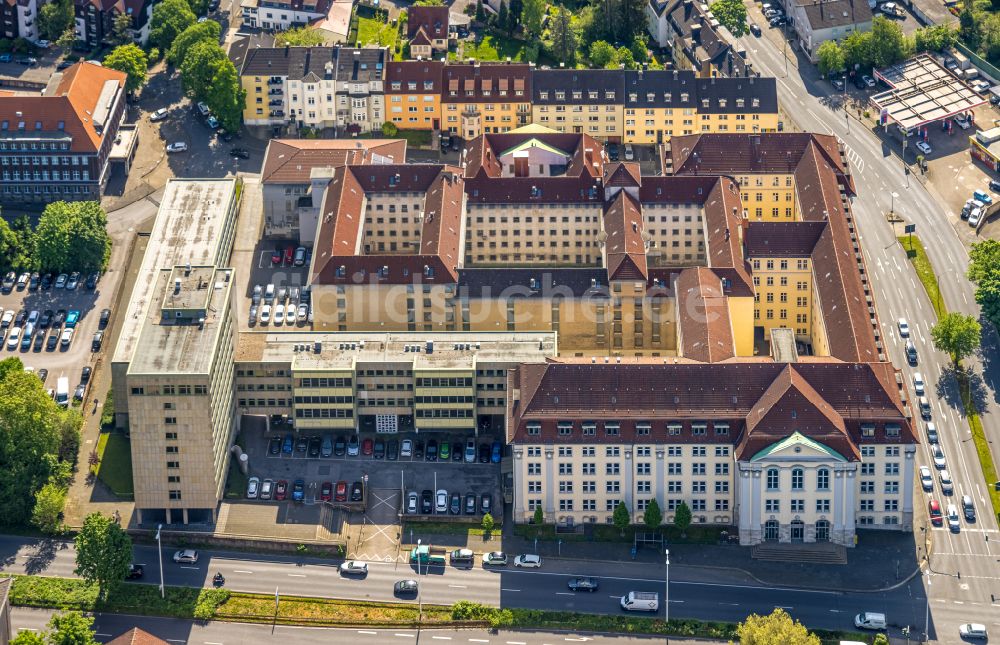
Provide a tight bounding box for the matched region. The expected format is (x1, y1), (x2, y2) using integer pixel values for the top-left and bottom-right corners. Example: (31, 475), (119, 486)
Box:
(128, 528), (347, 555)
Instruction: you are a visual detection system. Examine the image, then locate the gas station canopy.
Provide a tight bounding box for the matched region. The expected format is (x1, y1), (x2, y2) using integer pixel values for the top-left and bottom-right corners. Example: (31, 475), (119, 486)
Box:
(870, 54), (985, 132)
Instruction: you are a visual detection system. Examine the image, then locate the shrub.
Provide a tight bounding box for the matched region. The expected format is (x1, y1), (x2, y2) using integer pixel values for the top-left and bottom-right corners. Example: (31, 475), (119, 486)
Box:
(193, 588), (230, 620)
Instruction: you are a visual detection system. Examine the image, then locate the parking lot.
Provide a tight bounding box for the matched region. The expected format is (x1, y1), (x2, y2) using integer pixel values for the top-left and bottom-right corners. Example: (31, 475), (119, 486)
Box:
(0, 272), (112, 403)
(240, 420), (503, 519)
(245, 240), (312, 328)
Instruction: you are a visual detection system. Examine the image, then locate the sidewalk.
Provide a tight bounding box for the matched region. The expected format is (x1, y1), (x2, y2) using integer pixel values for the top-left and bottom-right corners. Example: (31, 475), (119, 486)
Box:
(405, 526), (922, 593)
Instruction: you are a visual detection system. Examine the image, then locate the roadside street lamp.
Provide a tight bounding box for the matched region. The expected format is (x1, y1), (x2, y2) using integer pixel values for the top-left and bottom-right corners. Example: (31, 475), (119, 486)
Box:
(416, 539), (424, 628)
(155, 524), (164, 599)
(924, 569), (931, 642)
(664, 549), (670, 624)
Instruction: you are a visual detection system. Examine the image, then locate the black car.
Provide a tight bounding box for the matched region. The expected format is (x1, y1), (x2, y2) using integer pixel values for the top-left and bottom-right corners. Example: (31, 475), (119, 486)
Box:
(86, 273), (99, 289)
(56, 60), (74, 70)
(46, 335), (58, 350)
(54, 310), (66, 327)
(749, 22), (762, 36)
(33, 333), (44, 351)
(452, 441), (463, 462)
(394, 579), (418, 595)
(37, 368), (47, 383)
(229, 147), (250, 159)
(99, 308), (111, 329)
(853, 75), (867, 90)
(92, 331), (104, 351)
(990, 179), (1000, 192)
(350, 481), (363, 501)
(81, 366), (91, 384)
(465, 493), (477, 515)
(426, 439), (438, 461)
(566, 577), (599, 592)
(479, 443), (491, 463)
(73, 384), (85, 402)
(268, 436), (281, 454)
(296, 436), (308, 453)
(40, 310), (52, 328)
(334, 435), (346, 456)
(40, 273), (53, 289)
(126, 564), (144, 579)
(308, 435), (321, 457)
(14, 310), (25, 327)
(28, 272), (38, 291)
(421, 489), (433, 513)
(373, 439), (385, 459)
(387, 439), (399, 460)
(414, 440), (424, 459)
(449, 492), (461, 515)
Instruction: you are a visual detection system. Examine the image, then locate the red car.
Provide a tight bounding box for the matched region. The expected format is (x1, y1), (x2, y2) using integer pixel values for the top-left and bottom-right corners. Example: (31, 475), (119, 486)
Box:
(320, 481), (333, 501)
(362, 438), (374, 455)
(335, 480), (348, 502)
(271, 249), (282, 265)
(275, 480), (288, 501)
(284, 247), (294, 265)
(929, 499), (943, 526)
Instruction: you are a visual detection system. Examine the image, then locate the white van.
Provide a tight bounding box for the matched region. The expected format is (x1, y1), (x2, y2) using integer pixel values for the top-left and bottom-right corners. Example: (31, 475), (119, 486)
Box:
(853, 612), (887, 630)
(620, 591), (659, 612)
(55, 376), (69, 408)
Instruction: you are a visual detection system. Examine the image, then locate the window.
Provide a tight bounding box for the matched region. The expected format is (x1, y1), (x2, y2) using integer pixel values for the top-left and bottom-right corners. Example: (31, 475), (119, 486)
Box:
(860, 499), (874, 511)
(164, 417), (177, 425)
(790, 499), (805, 513)
(165, 446), (178, 454)
(817, 468), (829, 491)
(582, 463), (596, 475)
(606, 481), (620, 493)
(558, 463), (573, 475)
(765, 499), (780, 512)
(715, 463), (729, 476)
(637, 481), (651, 493)
(885, 463), (900, 476)
(559, 499), (573, 511)
(766, 468), (779, 490)
(165, 432), (178, 440)
(715, 480), (729, 493)
(606, 447), (620, 457)
(816, 499), (830, 513)
(637, 463), (651, 475)
(791, 468), (804, 490)
(559, 481), (573, 493)
(166, 461), (179, 469)
(861, 463), (875, 476)
(528, 481), (541, 493)
(884, 500), (899, 512)
(692, 463), (706, 475)
(884, 481), (899, 494)
(668, 462), (681, 475)
(169, 490), (182, 500)
(667, 481), (682, 493)
(692, 481), (706, 493)
(860, 481), (875, 494)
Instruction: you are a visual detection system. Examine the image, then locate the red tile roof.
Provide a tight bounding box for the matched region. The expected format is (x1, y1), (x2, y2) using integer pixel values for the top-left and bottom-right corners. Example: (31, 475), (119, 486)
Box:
(744, 221), (826, 257)
(261, 139), (407, 184)
(106, 628), (169, 645)
(463, 131), (604, 179)
(406, 5), (449, 40)
(441, 63), (531, 103)
(675, 267), (735, 363)
(603, 190), (647, 281)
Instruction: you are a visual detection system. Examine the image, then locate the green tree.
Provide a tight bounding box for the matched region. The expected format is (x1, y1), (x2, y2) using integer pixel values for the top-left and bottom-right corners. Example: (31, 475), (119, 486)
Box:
(38, 0), (74, 41)
(381, 121), (398, 136)
(508, 0), (523, 33)
(475, 0), (484, 21)
(709, 0), (746, 36)
(969, 239), (1000, 283)
(816, 40), (845, 76)
(931, 312), (981, 366)
(960, 5), (980, 51)
(869, 15), (912, 68)
(976, 270), (1000, 328)
(10, 631), (46, 645)
(74, 512), (133, 601)
(169, 20), (222, 66)
(737, 608), (821, 645)
(872, 634), (889, 645)
(589, 40), (616, 67)
(618, 0), (646, 41)
(187, 0), (209, 17)
(274, 25), (326, 46)
(481, 512), (494, 533)
(202, 56), (245, 132)
(0, 358), (67, 527)
(612, 501), (630, 535)
(414, 0), (444, 4)
(521, 0), (544, 37)
(12, 214), (35, 270)
(616, 45), (636, 69)
(46, 611), (99, 645)
(642, 498), (662, 530)
(31, 481), (66, 534)
(35, 201), (111, 273)
(913, 24), (956, 52)
(103, 44), (148, 94)
(180, 39), (226, 98)
(547, 7), (578, 65)
(55, 28), (76, 55)
(533, 505), (544, 525)
(0, 218), (27, 271)
(673, 500), (691, 535)
(840, 29), (871, 69)
(496, 1), (508, 33)
(150, 0), (197, 52)
(630, 33), (648, 62)
(110, 12), (134, 46)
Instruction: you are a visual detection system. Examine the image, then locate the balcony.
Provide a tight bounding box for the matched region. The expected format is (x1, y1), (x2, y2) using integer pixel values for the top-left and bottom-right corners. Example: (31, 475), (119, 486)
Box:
(267, 77), (282, 85)
(271, 110), (284, 117)
(268, 88), (283, 96)
(268, 100), (283, 106)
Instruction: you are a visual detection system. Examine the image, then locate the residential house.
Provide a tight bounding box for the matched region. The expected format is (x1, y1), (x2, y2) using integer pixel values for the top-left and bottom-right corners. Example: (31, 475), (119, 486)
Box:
(75, 0), (155, 47)
(440, 62), (531, 139)
(406, 5), (448, 58)
(788, 0), (872, 63)
(531, 69), (625, 142)
(646, 0), (752, 78)
(241, 0), (330, 30)
(385, 60), (444, 131)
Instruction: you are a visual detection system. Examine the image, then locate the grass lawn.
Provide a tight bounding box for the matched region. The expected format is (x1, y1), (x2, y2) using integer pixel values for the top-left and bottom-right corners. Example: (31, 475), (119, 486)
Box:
(959, 373), (1000, 525)
(96, 432), (134, 499)
(223, 448), (249, 500)
(396, 129), (433, 148)
(462, 35), (530, 62)
(357, 15), (397, 48)
(220, 594), (454, 626)
(404, 520), (494, 538)
(898, 235), (945, 319)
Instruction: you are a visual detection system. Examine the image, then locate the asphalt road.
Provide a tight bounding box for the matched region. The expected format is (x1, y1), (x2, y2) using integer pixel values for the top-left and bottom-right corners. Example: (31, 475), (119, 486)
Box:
(738, 27), (1000, 643)
(0, 536), (926, 636)
(9, 607), (697, 645)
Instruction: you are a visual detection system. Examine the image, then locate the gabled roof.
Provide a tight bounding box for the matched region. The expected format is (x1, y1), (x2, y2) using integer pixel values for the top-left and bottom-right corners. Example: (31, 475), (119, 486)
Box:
(441, 63), (531, 103)
(407, 5), (449, 39)
(795, 0), (872, 30)
(463, 130), (603, 179)
(410, 29), (433, 47)
(106, 628), (169, 645)
(385, 61), (444, 93)
(675, 267), (735, 363)
(751, 431), (847, 461)
(745, 221), (827, 257)
(261, 139), (406, 184)
(603, 191), (647, 281)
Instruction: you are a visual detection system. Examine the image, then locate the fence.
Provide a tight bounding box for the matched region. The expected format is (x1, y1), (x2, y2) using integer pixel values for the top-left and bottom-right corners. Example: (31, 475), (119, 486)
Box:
(955, 42), (1000, 85)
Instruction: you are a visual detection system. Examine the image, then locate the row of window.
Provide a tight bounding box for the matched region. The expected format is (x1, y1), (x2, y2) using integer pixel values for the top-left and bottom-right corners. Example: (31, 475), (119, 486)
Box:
(528, 498), (731, 512)
(531, 480), (732, 494)
(130, 385), (208, 396)
(528, 446), (730, 458)
(537, 461), (731, 476)
(754, 259), (810, 271)
(764, 499), (832, 513)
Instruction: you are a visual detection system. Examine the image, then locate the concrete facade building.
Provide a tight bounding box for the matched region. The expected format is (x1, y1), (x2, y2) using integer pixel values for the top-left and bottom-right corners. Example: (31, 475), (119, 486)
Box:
(240, 0), (330, 30)
(787, 0), (872, 63)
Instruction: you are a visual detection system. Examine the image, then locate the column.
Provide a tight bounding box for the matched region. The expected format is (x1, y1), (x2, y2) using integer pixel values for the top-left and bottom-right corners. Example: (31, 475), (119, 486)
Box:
(655, 448), (665, 515)
(624, 447), (634, 514)
(738, 465), (752, 544)
(182, 508), (189, 525)
(833, 468), (845, 544)
(513, 447), (525, 522)
(843, 467), (856, 546)
(544, 447), (554, 522)
(750, 467), (762, 543)
(902, 447), (915, 531)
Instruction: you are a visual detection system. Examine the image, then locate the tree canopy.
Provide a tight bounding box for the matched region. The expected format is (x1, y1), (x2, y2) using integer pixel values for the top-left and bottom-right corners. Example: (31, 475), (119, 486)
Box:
(74, 512), (133, 600)
(275, 25), (327, 47)
(150, 0), (197, 52)
(179, 38), (247, 131)
(674, 500), (692, 533)
(12, 612), (98, 645)
(34, 201), (111, 274)
(816, 40), (845, 76)
(546, 6), (579, 65)
(612, 500), (630, 534)
(643, 498), (662, 529)
(103, 44), (148, 94)
(710, 0), (746, 36)
(110, 12), (134, 47)
(968, 239), (1000, 330)
(521, 0), (544, 37)
(168, 20), (222, 66)
(913, 24), (957, 52)
(931, 312), (981, 366)
(589, 40), (616, 67)
(737, 608), (821, 645)
(38, 0), (74, 41)
(839, 16), (912, 69)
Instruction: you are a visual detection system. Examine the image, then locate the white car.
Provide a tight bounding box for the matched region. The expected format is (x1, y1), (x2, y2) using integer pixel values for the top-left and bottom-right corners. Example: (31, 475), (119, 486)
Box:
(954, 114), (971, 130)
(150, 108), (169, 122)
(919, 466), (933, 491)
(6, 326), (19, 350)
(933, 445), (947, 469)
(339, 560), (368, 575)
(915, 141), (932, 155)
(514, 554), (542, 568)
(897, 318), (910, 337)
(297, 303), (308, 322)
(969, 208), (984, 227)
(273, 305), (284, 326)
(1, 310), (12, 327)
(939, 469), (953, 494)
(959, 623), (988, 639)
(286, 303), (296, 323)
(172, 549), (199, 564)
(259, 304), (271, 324)
(247, 476), (260, 499)
(436, 489), (448, 513)
(406, 490), (418, 514)
(400, 438), (413, 457)
(60, 328), (73, 347)
(624, 144), (635, 161)
(166, 142), (188, 153)
(912, 372), (924, 396)
(947, 503), (961, 531)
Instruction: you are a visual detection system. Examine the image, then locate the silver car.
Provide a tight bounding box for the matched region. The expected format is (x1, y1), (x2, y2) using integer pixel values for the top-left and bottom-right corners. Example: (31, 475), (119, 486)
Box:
(172, 549), (199, 564)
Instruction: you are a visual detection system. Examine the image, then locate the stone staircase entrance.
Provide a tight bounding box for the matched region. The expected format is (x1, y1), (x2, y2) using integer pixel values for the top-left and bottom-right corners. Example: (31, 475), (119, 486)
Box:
(751, 542), (848, 565)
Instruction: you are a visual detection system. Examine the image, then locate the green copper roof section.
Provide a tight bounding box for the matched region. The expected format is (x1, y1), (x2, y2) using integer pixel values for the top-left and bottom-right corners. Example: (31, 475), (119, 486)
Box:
(751, 431), (846, 462)
(499, 138), (567, 158)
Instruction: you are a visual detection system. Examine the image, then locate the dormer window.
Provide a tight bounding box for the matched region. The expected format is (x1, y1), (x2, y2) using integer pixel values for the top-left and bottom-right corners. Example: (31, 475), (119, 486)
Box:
(664, 92), (671, 102)
(588, 90), (598, 99)
(605, 91), (615, 99)
(681, 92), (689, 101)
(646, 92), (654, 102)
(555, 91), (565, 100)
(701, 99), (709, 108)
(572, 91), (581, 99)
(407, 81), (416, 90)
(391, 81), (401, 90)
(629, 92), (637, 102)
(736, 98), (745, 108)
(539, 90), (549, 100)
(719, 98), (726, 108)
(752, 98), (760, 107)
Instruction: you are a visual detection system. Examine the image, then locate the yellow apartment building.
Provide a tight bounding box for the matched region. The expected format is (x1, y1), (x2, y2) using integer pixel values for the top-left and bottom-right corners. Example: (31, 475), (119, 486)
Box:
(441, 63), (531, 139)
(530, 70), (626, 143)
(385, 61), (444, 131)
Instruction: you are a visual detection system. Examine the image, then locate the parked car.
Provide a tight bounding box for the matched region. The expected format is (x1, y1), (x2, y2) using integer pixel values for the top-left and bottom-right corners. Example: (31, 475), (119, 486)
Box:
(421, 489), (433, 513)
(449, 492), (461, 515)
(406, 490), (418, 514)
(915, 140), (932, 155)
(483, 551), (508, 566)
(567, 577), (600, 592)
(127, 564), (144, 579)
(260, 479), (273, 500)
(465, 493), (477, 514)
(268, 436), (281, 455)
(347, 435), (360, 456)
(401, 438), (413, 457)
(321, 434), (333, 458)
(514, 554), (542, 568)
(150, 108), (169, 122)
(229, 148), (250, 159)
(172, 549), (199, 564)
(929, 498), (942, 526)
(919, 466), (934, 491)
(426, 438), (438, 461)
(862, 74), (876, 87)
(362, 437), (374, 455)
(373, 439), (385, 459)
(387, 438), (399, 460)
(282, 433), (294, 454)
(334, 480), (348, 502)
(436, 489), (448, 513)
(275, 480), (288, 500)
(320, 481), (333, 501)
(291, 478), (305, 502)
(166, 142), (188, 153)
(439, 441), (450, 461)
(99, 308), (111, 329)
(350, 481), (363, 501)
(247, 476), (260, 499)
(334, 435), (347, 456)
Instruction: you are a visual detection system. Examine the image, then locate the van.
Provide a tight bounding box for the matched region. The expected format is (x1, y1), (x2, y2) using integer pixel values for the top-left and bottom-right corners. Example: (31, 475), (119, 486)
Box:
(450, 548), (474, 566)
(853, 612), (886, 630)
(55, 376), (69, 408)
(912, 372), (925, 396)
(620, 591), (659, 612)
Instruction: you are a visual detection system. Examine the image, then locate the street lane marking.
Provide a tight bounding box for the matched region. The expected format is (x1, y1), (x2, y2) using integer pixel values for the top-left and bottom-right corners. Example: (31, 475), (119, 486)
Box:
(776, 606), (794, 610)
(448, 584), (468, 588)
(233, 569), (253, 574)
(500, 588), (520, 592)
(287, 573), (306, 577)
(180, 566), (199, 570)
(555, 592), (574, 596)
(394, 634), (416, 638)
(506, 642), (527, 645)
(96, 635), (112, 638)
(510, 571), (840, 595)
(358, 631), (378, 635)
(432, 638), (452, 641)
(468, 640), (490, 643)
(204, 642), (224, 644)
(166, 640), (186, 644)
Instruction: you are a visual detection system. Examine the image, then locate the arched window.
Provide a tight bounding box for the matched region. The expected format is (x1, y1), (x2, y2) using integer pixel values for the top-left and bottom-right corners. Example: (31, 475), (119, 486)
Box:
(791, 468), (804, 490)
(766, 468), (779, 490)
(817, 468), (830, 491)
